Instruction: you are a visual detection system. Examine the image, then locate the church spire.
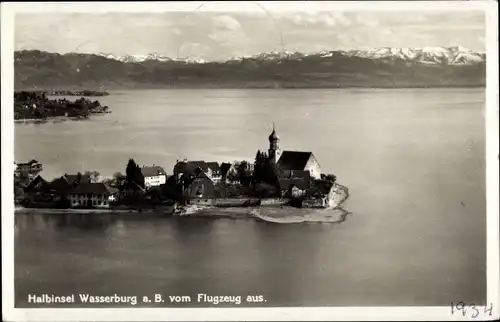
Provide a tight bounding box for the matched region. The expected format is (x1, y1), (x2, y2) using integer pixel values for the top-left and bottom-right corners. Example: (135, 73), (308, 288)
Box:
(268, 122), (280, 164)
(269, 122), (279, 141)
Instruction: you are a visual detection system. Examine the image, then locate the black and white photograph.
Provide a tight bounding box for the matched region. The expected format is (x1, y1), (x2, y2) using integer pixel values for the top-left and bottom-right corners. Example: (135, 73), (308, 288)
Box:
(1, 1), (498, 321)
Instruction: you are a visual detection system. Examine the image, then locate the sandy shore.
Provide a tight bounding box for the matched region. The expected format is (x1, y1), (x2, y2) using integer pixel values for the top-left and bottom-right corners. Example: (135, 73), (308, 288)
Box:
(14, 207), (173, 216)
(14, 183), (351, 224)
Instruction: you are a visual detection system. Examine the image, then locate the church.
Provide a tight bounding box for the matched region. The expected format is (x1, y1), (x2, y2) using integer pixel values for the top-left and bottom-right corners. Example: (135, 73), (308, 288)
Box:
(265, 124), (322, 180)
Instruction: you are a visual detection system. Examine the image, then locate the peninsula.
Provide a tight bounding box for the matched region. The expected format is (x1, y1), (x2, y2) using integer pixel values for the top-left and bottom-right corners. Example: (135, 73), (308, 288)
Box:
(14, 126), (348, 220)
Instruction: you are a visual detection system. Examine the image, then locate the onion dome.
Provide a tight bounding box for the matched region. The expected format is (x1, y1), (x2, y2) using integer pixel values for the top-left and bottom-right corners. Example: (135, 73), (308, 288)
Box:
(269, 123), (279, 141)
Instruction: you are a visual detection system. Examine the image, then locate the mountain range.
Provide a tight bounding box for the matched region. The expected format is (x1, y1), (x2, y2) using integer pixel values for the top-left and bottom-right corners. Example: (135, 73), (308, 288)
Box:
(14, 47), (486, 89)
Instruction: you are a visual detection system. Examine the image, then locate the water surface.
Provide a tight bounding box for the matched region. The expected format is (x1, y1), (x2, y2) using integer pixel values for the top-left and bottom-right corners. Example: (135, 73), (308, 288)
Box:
(15, 88), (486, 307)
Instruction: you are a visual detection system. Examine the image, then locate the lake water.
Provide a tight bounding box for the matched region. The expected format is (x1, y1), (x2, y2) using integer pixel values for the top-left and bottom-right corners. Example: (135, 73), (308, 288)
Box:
(14, 88), (486, 307)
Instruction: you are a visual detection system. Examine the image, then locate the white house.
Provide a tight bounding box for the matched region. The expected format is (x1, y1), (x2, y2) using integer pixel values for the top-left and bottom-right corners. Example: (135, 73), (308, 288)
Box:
(141, 165), (167, 188)
(68, 183), (118, 208)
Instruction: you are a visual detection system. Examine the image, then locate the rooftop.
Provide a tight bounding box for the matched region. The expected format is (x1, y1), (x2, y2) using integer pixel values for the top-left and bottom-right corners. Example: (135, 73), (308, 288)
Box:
(174, 160), (220, 173)
(16, 159), (41, 166)
(277, 151), (314, 170)
(141, 165), (166, 177)
(69, 183), (118, 195)
(64, 173), (91, 184)
(279, 178), (310, 191)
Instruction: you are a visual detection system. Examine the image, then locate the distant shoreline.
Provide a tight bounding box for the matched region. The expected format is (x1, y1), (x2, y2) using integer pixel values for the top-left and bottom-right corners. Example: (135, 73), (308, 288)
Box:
(14, 90), (110, 97)
(14, 84), (486, 91)
(14, 116), (100, 123)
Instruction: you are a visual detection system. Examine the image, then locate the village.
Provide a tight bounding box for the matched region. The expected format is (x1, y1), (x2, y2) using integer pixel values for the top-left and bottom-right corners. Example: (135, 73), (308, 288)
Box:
(14, 126), (341, 212)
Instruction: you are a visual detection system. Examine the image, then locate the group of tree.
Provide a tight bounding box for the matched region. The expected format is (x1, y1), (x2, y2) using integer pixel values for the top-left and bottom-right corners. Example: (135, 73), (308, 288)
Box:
(253, 150), (280, 185)
(320, 173), (337, 183)
(216, 151), (282, 198)
(14, 91), (109, 120)
(125, 159), (145, 188)
(100, 172), (126, 188)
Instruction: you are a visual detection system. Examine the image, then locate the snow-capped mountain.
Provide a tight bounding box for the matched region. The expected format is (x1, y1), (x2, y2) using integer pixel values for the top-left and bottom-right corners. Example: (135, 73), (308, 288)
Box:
(14, 49), (486, 88)
(95, 46), (484, 66)
(341, 46), (485, 65)
(227, 47), (485, 65)
(96, 52), (206, 64)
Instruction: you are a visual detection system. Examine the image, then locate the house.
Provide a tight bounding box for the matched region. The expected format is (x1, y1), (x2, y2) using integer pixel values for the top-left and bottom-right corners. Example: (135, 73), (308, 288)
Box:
(183, 172), (216, 205)
(15, 159), (43, 175)
(23, 175), (49, 195)
(22, 175), (52, 204)
(40, 173), (91, 202)
(173, 160), (222, 184)
(302, 179), (337, 208)
(141, 165), (167, 188)
(278, 170), (311, 198)
(67, 183), (118, 208)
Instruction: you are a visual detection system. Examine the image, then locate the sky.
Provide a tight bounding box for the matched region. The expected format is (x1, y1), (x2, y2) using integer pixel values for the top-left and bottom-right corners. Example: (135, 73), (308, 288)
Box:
(14, 10), (485, 61)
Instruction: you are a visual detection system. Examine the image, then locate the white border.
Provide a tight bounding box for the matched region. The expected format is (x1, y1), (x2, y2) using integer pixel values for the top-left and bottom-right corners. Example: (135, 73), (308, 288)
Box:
(1, 1), (499, 321)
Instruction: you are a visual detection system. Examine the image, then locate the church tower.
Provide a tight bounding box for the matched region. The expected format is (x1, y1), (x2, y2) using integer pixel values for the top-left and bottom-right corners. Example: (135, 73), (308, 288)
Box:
(268, 122), (281, 164)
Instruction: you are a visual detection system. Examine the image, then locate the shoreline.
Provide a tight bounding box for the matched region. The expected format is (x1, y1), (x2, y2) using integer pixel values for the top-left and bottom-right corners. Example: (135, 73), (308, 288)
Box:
(14, 113), (110, 123)
(14, 184), (352, 224)
(16, 90), (110, 97)
(16, 85), (486, 91)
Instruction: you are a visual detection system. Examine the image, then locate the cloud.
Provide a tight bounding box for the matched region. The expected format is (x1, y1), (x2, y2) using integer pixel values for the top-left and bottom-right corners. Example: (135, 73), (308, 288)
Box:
(331, 12), (351, 27)
(207, 14), (250, 51)
(208, 29), (243, 44)
(282, 11), (352, 28)
(15, 11), (486, 59)
(212, 15), (242, 31)
(382, 29), (394, 36)
(355, 13), (379, 28)
(129, 14), (172, 27)
(408, 14), (427, 23)
(315, 12), (336, 27)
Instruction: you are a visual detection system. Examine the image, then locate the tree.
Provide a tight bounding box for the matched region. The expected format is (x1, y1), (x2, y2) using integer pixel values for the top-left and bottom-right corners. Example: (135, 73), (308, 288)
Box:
(146, 186), (163, 205)
(134, 165), (145, 188)
(226, 162), (239, 183)
(124, 159), (145, 188)
(84, 171), (100, 183)
(254, 182), (279, 198)
(262, 157), (279, 186)
(113, 172), (126, 187)
(102, 172), (126, 188)
(237, 161), (251, 186)
(220, 162), (232, 181)
(125, 159), (137, 183)
(325, 174), (337, 183)
(253, 150), (266, 183)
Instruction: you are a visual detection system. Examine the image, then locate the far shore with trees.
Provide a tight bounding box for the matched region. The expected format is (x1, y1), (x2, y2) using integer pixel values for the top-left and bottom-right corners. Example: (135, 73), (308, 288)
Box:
(14, 91), (111, 121)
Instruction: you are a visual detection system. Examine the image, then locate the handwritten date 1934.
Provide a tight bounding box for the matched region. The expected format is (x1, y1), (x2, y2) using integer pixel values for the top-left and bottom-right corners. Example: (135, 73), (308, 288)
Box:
(451, 301), (494, 318)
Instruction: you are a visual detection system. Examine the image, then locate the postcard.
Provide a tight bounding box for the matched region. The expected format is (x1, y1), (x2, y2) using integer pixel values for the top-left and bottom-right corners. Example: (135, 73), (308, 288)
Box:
(1, 1), (498, 321)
